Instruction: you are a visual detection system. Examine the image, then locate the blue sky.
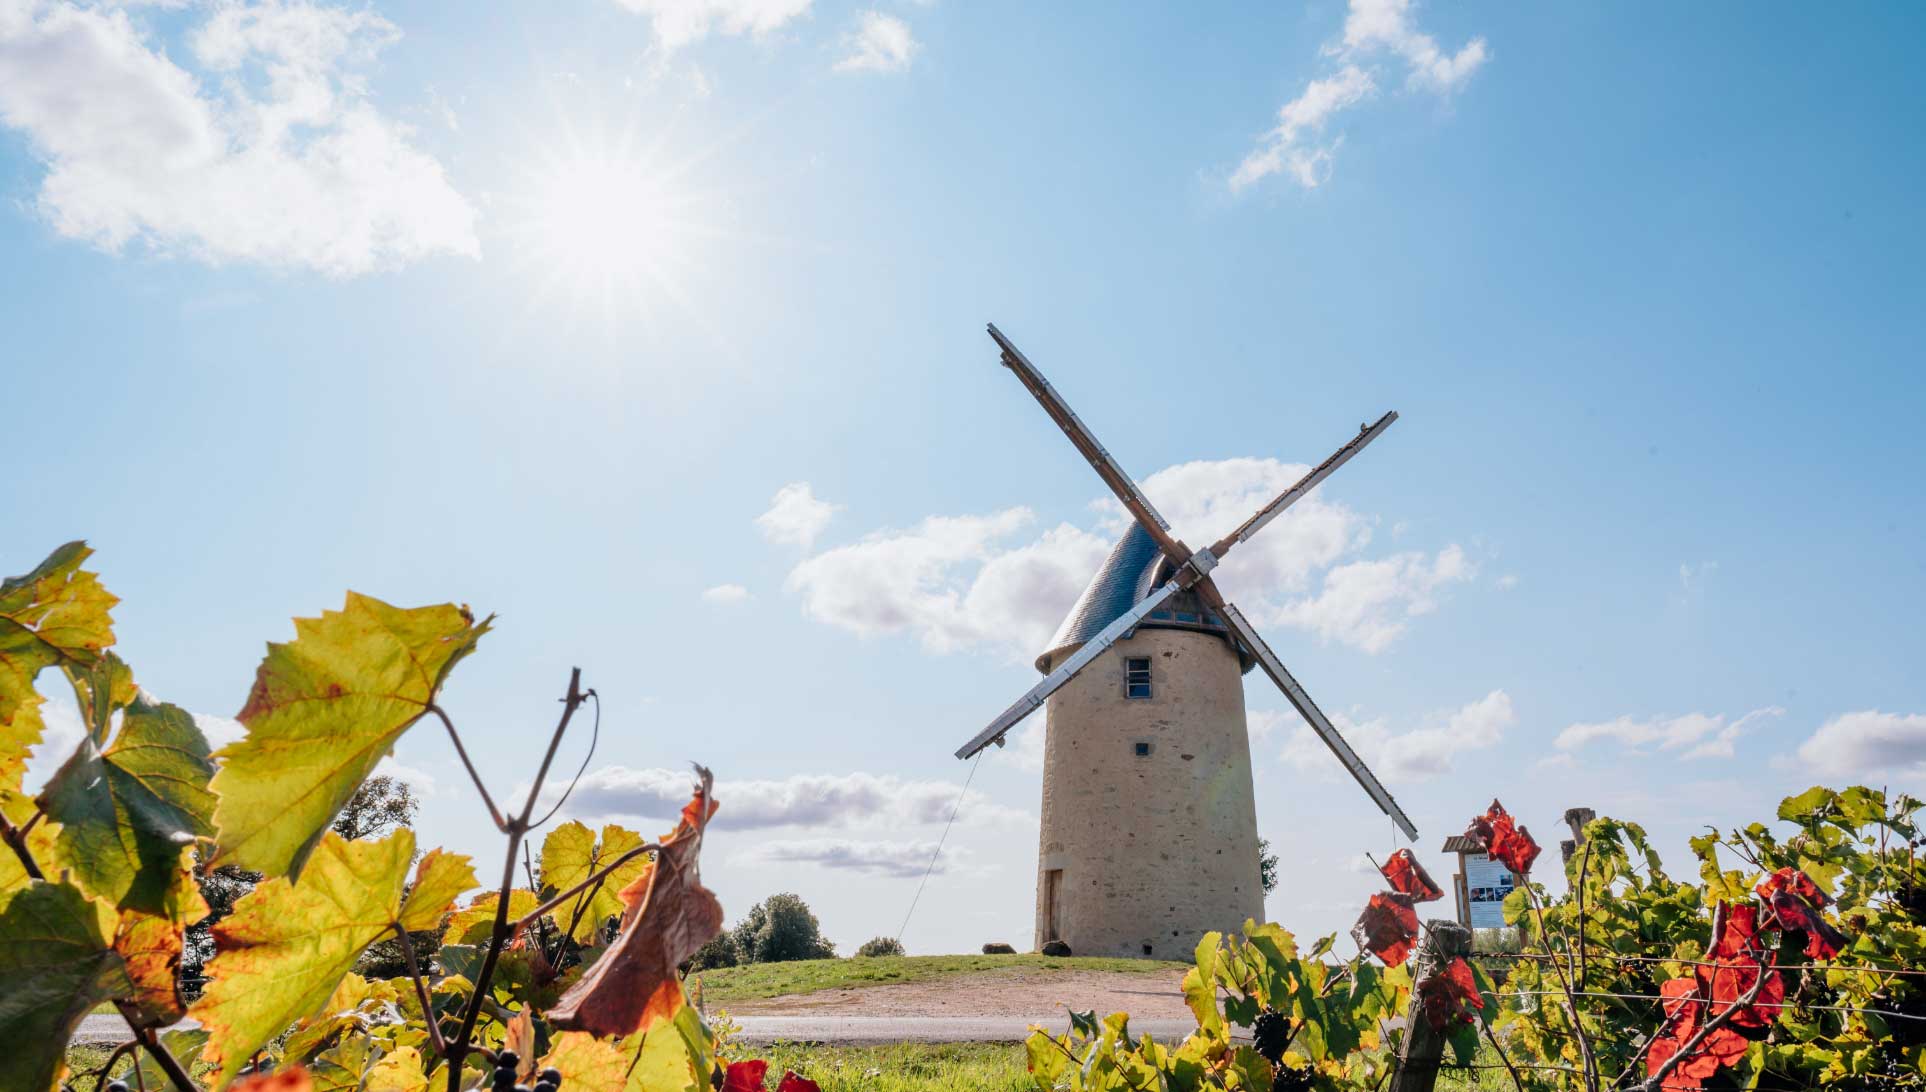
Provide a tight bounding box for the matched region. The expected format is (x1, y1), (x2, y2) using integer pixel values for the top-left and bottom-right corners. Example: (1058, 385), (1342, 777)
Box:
(4, 0), (1924, 955)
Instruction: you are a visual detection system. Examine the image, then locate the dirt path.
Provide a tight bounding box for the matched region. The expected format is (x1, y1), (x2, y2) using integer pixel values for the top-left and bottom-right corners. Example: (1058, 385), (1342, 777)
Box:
(719, 966), (1194, 1021)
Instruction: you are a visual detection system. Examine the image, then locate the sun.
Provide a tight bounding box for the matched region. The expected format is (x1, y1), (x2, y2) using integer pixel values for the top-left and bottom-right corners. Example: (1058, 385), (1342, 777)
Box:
(503, 119), (725, 326)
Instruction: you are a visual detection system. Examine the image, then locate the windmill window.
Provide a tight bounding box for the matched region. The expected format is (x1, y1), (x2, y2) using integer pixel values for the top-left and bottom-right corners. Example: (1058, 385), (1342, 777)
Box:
(1124, 657), (1152, 699)
(1134, 741), (1152, 757)
(1175, 611), (1199, 623)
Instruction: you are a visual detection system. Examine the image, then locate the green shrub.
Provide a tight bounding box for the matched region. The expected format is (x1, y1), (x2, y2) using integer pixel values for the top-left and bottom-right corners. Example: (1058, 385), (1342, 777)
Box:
(732, 892), (836, 963)
(856, 935), (905, 957)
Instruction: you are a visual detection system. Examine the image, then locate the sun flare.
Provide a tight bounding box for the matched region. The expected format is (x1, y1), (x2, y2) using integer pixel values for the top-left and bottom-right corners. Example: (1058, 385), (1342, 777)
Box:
(505, 120), (725, 326)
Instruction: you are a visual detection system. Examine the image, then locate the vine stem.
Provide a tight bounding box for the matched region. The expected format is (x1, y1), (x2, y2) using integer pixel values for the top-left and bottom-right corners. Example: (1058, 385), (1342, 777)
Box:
(393, 924), (448, 1059)
(429, 705), (505, 831)
(0, 812), (46, 880)
(111, 1002), (197, 1092)
(1479, 1018), (1527, 1092)
(443, 668), (588, 1092)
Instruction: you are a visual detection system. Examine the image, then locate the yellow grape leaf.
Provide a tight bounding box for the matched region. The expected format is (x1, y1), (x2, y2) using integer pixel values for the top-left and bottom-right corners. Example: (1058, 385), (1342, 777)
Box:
(43, 695), (217, 916)
(211, 594), (489, 878)
(397, 848), (478, 933)
(0, 788), (58, 909)
(540, 820), (650, 942)
(446, 888), (539, 946)
(622, 1005), (715, 1092)
(192, 830), (423, 1089)
(542, 1030), (629, 1092)
(0, 880), (132, 1092)
(115, 910), (188, 1028)
(232, 1067), (316, 1092)
(365, 1046), (429, 1092)
(0, 541), (118, 796)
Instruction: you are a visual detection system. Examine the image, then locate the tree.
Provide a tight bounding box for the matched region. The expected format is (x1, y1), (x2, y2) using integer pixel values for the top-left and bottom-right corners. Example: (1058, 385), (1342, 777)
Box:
(856, 935), (904, 957)
(331, 774), (420, 841)
(731, 893), (836, 963)
(683, 930), (741, 972)
(1258, 837), (1279, 894)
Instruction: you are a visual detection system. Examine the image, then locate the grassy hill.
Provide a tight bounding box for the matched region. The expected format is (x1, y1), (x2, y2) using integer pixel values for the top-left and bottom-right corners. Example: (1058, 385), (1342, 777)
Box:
(690, 953), (1189, 1004)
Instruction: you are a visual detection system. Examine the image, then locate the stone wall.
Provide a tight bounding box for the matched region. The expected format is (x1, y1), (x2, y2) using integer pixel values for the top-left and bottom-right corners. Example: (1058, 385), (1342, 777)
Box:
(1034, 626), (1264, 958)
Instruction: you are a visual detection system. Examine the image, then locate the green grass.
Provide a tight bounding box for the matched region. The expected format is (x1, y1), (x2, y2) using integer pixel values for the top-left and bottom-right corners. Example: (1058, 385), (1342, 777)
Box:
(753, 1042), (1034, 1092)
(692, 954), (1189, 1005)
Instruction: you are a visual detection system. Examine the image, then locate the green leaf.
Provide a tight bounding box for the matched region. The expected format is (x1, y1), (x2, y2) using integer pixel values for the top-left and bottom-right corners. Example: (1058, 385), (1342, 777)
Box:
(211, 594), (489, 878)
(0, 542), (118, 797)
(0, 880), (132, 1092)
(1779, 787), (1837, 824)
(190, 829), (422, 1088)
(540, 821), (648, 942)
(1447, 1021), (1479, 1067)
(42, 695), (216, 916)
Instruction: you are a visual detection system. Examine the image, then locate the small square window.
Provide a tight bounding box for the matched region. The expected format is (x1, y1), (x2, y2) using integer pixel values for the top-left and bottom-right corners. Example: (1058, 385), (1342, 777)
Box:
(1124, 657), (1152, 699)
(1134, 742), (1152, 757)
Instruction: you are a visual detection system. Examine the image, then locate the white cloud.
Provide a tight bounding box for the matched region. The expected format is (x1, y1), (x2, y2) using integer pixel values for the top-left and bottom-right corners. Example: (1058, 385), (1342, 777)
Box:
(0, 0), (478, 276)
(990, 717), (1046, 774)
(1231, 65), (1373, 190)
(741, 837), (955, 878)
(1272, 545), (1472, 653)
(1555, 707), (1784, 760)
(1282, 689), (1512, 783)
(786, 508), (1107, 656)
(548, 766), (1029, 832)
(610, 0), (813, 52)
(193, 711), (247, 749)
(1494, 573), (1519, 590)
(834, 10), (916, 73)
(1232, 0), (1485, 191)
(756, 481), (841, 548)
(702, 583), (752, 605)
(1793, 711), (1926, 783)
(789, 456), (1466, 658)
(1339, 0), (1488, 93)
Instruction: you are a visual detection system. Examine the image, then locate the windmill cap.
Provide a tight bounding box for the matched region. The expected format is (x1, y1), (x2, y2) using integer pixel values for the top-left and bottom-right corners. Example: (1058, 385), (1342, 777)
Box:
(1035, 522), (1256, 675)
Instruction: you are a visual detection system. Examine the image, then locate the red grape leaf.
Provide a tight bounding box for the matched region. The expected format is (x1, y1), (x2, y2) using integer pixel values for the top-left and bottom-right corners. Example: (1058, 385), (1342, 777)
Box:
(1415, 956), (1482, 1030)
(1646, 1035), (1702, 1091)
(1756, 867), (1847, 959)
(1350, 893), (1419, 967)
(547, 767), (724, 1039)
(1708, 902), (1761, 960)
(777, 1072), (822, 1092)
(1380, 849), (1445, 903)
(722, 1059), (769, 1092)
(1463, 800), (1540, 876)
(1658, 977), (1703, 1040)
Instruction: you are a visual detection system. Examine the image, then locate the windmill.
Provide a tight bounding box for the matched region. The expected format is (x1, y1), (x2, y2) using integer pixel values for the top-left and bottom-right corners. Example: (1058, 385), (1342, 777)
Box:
(954, 324), (1418, 958)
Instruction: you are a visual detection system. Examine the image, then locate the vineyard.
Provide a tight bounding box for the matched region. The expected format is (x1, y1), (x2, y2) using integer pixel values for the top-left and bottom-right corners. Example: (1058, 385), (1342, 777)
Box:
(3, 540), (1923, 1092)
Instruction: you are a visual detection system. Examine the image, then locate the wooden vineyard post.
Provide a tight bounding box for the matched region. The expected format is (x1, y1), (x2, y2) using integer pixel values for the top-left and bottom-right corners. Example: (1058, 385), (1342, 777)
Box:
(1389, 919), (1474, 1092)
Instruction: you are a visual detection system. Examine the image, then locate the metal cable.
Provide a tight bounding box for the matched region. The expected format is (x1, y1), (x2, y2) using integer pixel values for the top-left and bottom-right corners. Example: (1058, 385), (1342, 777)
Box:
(894, 749), (985, 949)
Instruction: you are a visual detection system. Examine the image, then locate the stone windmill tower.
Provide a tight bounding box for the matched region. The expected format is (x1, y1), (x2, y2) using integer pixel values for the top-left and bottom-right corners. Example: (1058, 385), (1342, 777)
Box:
(954, 325), (1419, 959)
